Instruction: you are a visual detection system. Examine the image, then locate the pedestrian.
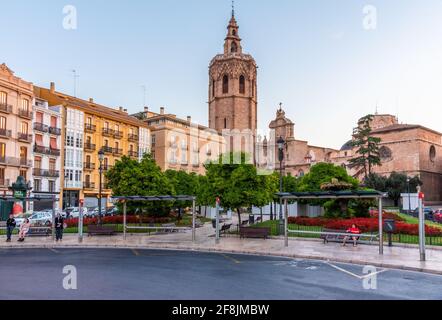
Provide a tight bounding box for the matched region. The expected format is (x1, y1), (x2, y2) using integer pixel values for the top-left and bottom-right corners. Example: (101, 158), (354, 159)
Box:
(343, 224), (361, 247)
(55, 214), (64, 242)
(6, 214), (16, 242)
(18, 218), (31, 242)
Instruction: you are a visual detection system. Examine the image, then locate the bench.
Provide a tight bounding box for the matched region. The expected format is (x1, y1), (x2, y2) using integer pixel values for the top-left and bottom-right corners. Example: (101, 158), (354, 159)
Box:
(241, 220), (249, 227)
(27, 227), (51, 237)
(87, 225), (116, 236)
(162, 223), (179, 233)
(320, 228), (379, 245)
(220, 224), (232, 234)
(195, 219), (204, 228)
(255, 217), (262, 224)
(240, 227), (270, 239)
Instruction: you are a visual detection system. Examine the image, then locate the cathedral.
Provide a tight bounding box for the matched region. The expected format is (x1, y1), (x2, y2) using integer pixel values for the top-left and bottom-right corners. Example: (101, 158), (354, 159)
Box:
(206, 11), (442, 203)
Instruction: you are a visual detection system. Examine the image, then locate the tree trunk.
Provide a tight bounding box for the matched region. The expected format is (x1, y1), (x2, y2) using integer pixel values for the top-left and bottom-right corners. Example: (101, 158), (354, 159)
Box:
(237, 208), (242, 225)
(270, 203), (273, 221)
(260, 207), (263, 223)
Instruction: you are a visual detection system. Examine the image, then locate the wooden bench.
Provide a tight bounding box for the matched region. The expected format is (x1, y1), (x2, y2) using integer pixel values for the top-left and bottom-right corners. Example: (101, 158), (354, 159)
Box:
(87, 225), (116, 236)
(241, 220), (249, 227)
(220, 224), (232, 234)
(255, 217), (262, 224)
(240, 227), (270, 239)
(27, 227), (51, 237)
(162, 223), (180, 233)
(194, 219), (204, 228)
(320, 228), (378, 245)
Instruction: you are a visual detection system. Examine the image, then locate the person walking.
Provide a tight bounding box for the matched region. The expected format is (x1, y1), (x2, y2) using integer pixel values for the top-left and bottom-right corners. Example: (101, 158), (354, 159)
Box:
(18, 218), (31, 242)
(6, 214), (16, 242)
(55, 214), (64, 242)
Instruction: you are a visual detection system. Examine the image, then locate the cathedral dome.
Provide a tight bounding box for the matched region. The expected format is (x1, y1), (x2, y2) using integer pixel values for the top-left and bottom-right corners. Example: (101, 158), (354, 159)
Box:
(340, 140), (353, 151)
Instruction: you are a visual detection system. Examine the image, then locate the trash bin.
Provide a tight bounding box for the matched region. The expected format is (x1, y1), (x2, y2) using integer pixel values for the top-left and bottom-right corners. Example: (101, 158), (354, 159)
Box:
(249, 215), (255, 225)
(384, 219), (396, 247)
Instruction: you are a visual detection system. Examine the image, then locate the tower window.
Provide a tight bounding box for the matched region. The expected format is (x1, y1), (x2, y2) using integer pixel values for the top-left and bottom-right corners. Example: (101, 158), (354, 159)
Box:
(212, 79), (215, 97)
(222, 75), (229, 94)
(231, 42), (237, 53)
(232, 30), (236, 36)
(239, 75), (245, 94)
(224, 118), (227, 129)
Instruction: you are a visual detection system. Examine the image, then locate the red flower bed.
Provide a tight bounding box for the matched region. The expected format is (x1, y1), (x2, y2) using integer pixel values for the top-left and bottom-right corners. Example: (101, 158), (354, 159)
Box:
(288, 217), (442, 236)
(65, 216), (171, 228)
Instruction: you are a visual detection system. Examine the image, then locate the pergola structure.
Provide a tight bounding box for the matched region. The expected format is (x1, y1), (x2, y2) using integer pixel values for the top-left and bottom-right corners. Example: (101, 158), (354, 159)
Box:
(111, 195), (197, 242)
(276, 190), (387, 254)
(0, 196), (59, 240)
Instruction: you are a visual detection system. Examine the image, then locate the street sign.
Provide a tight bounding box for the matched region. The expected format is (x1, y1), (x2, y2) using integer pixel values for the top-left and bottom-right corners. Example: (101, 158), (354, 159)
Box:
(13, 190), (25, 198)
(79, 199), (84, 205)
(419, 192), (425, 200)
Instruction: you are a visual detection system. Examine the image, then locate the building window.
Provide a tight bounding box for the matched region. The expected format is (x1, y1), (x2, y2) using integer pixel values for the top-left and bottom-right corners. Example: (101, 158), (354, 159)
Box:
(0, 168), (5, 185)
(20, 146), (27, 161)
(34, 156), (42, 169)
(36, 112), (43, 124)
(20, 122), (28, 135)
(0, 116), (6, 130)
(151, 134), (156, 145)
(21, 98), (29, 111)
(224, 118), (227, 129)
(239, 75), (245, 94)
(49, 181), (55, 193)
(430, 145), (436, 162)
(0, 143), (6, 161)
(20, 169), (27, 180)
(222, 75), (229, 94)
(212, 79), (215, 97)
(298, 170), (305, 177)
(252, 80), (255, 97)
(34, 180), (41, 192)
(0, 92), (7, 104)
(380, 146), (393, 161)
(104, 121), (109, 129)
(231, 41), (237, 53)
(50, 116), (57, 128)
(49, 159), (56, 172)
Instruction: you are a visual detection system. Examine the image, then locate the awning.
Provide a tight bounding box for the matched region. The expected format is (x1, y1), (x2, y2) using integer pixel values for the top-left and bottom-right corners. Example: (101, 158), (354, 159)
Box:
(35, 134), (44, 146)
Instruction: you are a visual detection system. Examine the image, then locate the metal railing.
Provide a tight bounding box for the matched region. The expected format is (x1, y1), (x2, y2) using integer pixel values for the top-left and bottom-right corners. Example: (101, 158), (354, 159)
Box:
(84, 162), (96, 170)
(0, 103), (12, 113)
(128, 134), (139, 142)
(84, 143), (96, 151)
(49, 127), (61, 135)
(102, 128), (114, 136)
(34, 122), (49, 132)
(113, 131), (123, 139)
(85, 123), (96, 132)
(17, 133), (32, 142)
(18, 109), (32, 119)
(0, 129), (11, 138)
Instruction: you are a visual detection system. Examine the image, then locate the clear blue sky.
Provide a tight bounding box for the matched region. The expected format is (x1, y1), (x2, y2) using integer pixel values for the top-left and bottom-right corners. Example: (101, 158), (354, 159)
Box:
(2, 0), (442, 149)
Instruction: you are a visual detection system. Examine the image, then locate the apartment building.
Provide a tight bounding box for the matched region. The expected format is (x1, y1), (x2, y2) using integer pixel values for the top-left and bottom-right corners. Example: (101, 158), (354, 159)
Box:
(30, 98), (62, 210)
(0, 64), (33, 192)
(35, 83), (150, 209)
(133, 107), (225, 175)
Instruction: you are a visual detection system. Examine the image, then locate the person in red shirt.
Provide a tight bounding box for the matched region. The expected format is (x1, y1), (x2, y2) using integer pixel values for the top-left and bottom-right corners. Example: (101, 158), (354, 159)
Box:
(343, 224), (361, 247)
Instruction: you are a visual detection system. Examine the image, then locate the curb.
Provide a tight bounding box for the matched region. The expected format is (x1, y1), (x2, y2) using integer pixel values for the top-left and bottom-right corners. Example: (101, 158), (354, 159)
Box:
(1, 242), (441, 276)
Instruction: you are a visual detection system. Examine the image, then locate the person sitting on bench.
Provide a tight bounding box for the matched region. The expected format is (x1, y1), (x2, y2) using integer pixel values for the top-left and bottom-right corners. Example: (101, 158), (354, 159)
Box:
(343, 224), (361, 247)
(18, 219), (31, 242)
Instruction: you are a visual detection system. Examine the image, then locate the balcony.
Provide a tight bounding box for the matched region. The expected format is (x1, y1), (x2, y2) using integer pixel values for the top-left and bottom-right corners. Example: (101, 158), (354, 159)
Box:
(113, 131), (123, 139)
(17, 133), (32, 143)
(20, 158), (32, 167)
(34, 145), (61, 156)
(84, 162), (96, 171)
(0, 104), (12, 114)
(18, 109), (32, 120)
(49, 127), (62, 135)
(85, 123), (96, 133)
(0, 157), (31, 167)
(128, 150), (139, 158)
(113, 148), (123, 156)
(101, 183), (111, 190)
(128, 134), (139, 142)
(0, 129), (12, 138)
(101, 146), (113, 154)
(101, 165), (113, 172)
(34, 123), (49, 133)
(83, 182), (96, 190)
(33, 168), (60, 178)
(102, 128), (114, 137)
(84, 143), (96, 152)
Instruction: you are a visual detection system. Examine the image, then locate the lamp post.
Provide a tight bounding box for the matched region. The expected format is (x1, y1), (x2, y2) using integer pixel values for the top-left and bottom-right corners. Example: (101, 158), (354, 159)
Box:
(407, 177), (411, 213)
(98, 149), (105, 225)
(277, 136), (285, 234)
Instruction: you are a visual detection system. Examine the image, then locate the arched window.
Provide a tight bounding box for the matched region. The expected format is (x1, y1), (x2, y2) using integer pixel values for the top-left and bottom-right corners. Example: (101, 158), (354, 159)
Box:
(239, 75), (245, 94)
(430, 145), (436, 162)
(231, 42), (237, 53)
(0, 91), (7, 104)
(232, 29), (236, 36)
(298, 170), (305, 177)
(222, 75), (229, 94)
(212, 79), (215, 97)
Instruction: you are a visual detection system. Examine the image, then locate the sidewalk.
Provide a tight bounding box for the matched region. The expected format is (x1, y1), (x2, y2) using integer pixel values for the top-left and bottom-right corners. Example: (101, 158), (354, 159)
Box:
(1, 224), (442, 275)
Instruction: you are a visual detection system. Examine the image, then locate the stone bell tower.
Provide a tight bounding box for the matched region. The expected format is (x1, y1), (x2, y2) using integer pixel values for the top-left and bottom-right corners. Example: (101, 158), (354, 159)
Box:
(208, 9), (258, 153)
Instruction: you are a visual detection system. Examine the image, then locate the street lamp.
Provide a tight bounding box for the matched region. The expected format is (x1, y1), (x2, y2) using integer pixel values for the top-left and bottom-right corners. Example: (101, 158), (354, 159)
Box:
(277, 136), (285, 234)
(407, 176), (411, 213)
(98, 149), (105, 225)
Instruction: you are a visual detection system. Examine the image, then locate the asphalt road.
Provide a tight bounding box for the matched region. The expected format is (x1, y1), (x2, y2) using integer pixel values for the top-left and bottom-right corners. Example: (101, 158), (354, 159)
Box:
(0, 248), (441, 300)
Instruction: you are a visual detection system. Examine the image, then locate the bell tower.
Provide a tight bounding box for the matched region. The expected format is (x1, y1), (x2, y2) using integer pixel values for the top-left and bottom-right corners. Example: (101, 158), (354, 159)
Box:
(208, 9), (258, 150)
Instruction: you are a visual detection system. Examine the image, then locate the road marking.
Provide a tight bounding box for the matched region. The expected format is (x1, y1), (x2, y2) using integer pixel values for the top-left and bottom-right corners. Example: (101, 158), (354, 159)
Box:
(220, 253), (241, 264)
(325, 261), (388, 279)
(131, 249), (140, 256)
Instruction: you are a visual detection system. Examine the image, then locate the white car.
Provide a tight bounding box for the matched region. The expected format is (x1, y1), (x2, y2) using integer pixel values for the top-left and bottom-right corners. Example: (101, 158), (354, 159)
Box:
(15, 212), (53, 227)
(69, 207), (88, 219)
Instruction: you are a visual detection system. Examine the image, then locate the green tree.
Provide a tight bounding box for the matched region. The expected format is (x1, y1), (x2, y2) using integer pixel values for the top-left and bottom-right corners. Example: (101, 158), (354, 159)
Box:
(363, 173), (388, 191)
(165, 170), (199, 221)
(385, 172), (422, 206)
(106, 154), (174, 217)
(204, 152), (274, 224)
(348, 115), (382, 179)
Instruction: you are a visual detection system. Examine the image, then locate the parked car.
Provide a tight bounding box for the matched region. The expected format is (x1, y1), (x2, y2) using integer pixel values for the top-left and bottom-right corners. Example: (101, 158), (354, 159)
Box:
(412, 207), (434, 220)
(15, 212), (53, 227)
(67, 207), (88, 219)
(105, 206), (119, 216)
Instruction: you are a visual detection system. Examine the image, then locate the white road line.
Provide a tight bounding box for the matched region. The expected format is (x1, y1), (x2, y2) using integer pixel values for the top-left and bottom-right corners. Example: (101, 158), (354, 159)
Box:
(325, 261), (388, 279)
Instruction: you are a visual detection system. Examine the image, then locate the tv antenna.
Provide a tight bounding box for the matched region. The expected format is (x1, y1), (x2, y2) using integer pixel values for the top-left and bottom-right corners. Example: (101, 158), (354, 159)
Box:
(72, 69), (80, 97)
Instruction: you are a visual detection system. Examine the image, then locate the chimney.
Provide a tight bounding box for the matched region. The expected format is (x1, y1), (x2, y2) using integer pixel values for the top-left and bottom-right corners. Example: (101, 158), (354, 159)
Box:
(160, 107), (165, 115)
(187, 116), (192, 123)
(50, 82), (55, 93)
(144, 106), (149, 112)
(123, 108), (128, 113)
(89, 98), (94, 103)
(118, 106), (123, 112)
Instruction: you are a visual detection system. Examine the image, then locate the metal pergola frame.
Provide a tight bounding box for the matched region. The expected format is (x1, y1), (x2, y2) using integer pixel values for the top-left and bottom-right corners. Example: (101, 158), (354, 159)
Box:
(276, 191), (387, 255)
(111, 195), (197, 242)
(0, 196), (59, 240)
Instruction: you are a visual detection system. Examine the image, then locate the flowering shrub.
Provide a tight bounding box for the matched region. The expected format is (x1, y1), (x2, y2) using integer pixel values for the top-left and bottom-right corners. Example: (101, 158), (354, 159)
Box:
(65, 215), (172, 228)
(288, 217), (442, 236)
